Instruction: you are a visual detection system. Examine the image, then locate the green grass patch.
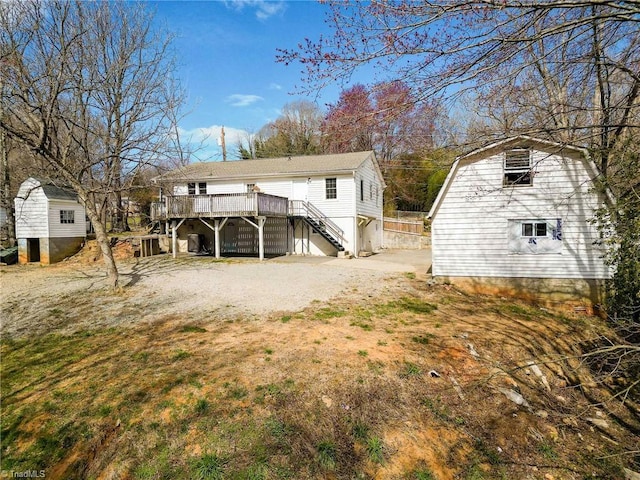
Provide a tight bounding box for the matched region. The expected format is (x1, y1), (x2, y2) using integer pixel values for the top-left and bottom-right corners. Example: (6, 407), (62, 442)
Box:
(400, 361), (422, 378)
(191, 453), (226, 480)
(171, 349), (191, 361)
(180, 325), (208, 333)
(537, 441), (558, 460)
(316, 440), (337, 470)
(350, 320), (374, 331)
(406, 468), (436, 480)
(313, 307), (347, 321)
(224, 382), (249, 400)
(412, 333), (435, 345)
(366, 436), (385, 464)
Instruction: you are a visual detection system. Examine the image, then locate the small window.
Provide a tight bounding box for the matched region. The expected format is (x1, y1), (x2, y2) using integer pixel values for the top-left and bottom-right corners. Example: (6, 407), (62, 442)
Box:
(521, 222), (547, 237)
(510, 219), (562, 255)
(360, 179), (364, 201)
(188, 182), (206, 194)
(370, 182), (373, 200)
(504, 149), (533, 186)
(246, 183), (255, 193)
(326, 178), (337, 199)
(60, 210), (75, 224)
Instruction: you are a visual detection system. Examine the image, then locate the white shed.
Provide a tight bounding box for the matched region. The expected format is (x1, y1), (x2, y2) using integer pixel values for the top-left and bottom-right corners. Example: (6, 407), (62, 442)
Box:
(428, 136), (610, 305)
(14, 177), (86, 264)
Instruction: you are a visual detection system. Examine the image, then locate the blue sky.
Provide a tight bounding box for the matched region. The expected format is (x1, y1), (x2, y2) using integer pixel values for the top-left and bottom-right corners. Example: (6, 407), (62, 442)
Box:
(152, 0), (366, 161)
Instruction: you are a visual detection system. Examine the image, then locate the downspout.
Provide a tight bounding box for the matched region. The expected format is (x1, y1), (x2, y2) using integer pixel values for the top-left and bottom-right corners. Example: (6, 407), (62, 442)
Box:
(353, 170), (358, 258)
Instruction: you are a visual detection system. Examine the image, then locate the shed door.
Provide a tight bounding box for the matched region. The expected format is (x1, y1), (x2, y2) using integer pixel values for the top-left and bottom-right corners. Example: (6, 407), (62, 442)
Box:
(28, 238), (40, 262)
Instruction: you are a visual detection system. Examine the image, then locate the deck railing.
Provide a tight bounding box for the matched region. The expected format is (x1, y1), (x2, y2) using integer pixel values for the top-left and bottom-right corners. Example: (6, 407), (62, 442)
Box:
(151, 193), (288, 220)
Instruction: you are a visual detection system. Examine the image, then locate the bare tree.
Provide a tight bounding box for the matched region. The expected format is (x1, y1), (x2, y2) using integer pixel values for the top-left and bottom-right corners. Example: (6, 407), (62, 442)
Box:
(253, 100), (324, 157)
(1, 0), (185, 288)
(278, 0), (640, 413)
(278, 1), (640, 173)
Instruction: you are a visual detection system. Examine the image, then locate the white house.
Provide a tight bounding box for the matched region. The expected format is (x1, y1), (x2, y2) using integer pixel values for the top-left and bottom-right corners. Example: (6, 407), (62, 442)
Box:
(152, 151), (386, 259)
(428, 136), (610, 305)
(14, 177), (86, 264)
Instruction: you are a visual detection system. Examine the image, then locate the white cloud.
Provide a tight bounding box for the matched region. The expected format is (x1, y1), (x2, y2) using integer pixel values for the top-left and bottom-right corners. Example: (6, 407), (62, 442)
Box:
(224, 0), (286, 20)
(225, 94), (264, 107)
(269, 82), (282, 90)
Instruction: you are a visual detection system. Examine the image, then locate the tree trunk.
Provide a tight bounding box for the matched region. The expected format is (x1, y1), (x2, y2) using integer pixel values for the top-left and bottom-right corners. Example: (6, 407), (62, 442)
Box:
(84, 198), (119, 289)
(0, 127), (16, 247)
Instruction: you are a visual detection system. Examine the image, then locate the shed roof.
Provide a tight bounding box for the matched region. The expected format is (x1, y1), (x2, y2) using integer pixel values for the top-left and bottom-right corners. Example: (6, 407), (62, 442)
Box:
(20, 177), (79, 202)
(41, 183), (79, 201)
(155, 151), (379, 182)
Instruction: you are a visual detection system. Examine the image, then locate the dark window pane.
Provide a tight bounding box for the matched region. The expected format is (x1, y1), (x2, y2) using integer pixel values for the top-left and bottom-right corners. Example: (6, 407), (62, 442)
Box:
(522, 223), (533, 236)
(326, 178), (337, 199)
(504, 171), (532, 186)
(536, 223), (547, 236)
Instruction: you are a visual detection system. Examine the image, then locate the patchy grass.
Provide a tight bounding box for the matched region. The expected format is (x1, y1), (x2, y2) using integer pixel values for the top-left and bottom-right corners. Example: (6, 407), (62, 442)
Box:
(0, 281), (636, 480)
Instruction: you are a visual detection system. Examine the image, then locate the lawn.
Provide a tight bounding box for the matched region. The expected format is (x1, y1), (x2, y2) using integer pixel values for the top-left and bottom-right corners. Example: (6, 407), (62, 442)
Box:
(1, 269), (638, 479)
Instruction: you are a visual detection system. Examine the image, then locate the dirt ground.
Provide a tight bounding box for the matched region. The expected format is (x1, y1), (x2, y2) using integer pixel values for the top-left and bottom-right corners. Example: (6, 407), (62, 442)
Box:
(0, 248), (431, 338)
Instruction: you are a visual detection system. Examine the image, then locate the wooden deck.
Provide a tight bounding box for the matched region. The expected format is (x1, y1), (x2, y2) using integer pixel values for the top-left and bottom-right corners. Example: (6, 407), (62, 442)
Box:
(151, 193), (289, 220)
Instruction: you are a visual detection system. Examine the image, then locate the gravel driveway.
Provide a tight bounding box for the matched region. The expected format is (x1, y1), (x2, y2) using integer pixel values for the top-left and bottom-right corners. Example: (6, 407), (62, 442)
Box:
(0, 249), (431, 337)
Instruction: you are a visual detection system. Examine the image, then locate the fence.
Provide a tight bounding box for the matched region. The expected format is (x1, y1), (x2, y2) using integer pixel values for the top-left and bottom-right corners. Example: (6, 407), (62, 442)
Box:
(383, 217), (424, 235)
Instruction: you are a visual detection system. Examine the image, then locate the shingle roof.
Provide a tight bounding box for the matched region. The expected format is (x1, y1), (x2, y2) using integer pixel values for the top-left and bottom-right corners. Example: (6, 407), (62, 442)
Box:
(30, 177), (79, 201)
(155, 151), (376, 182)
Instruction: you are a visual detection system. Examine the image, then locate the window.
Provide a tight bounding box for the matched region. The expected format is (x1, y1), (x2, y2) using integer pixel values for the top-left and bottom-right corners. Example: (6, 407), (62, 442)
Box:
(188, 182), (207, 195)
(360, 179), (364, 201)
(60, 210), (75, 224)
(326, 178), (337, 199)
(504, 149), (533, 186)
(370, 182), (373, 200)
(246, 183), (255, 193)
(522, 222), (547, 237)
(509, 219), (563, 254)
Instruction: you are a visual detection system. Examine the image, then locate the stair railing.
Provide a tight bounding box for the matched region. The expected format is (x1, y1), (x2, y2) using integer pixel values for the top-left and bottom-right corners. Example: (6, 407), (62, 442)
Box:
(289, 200), (345, 245)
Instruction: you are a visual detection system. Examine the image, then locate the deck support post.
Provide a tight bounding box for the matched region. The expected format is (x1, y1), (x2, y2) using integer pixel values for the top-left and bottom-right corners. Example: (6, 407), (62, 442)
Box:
(241, 216), (267, 261)
(171, 218), (186, 259)
(257, 216), (266, 261)
(172, 221), (177, 259)
(214, 219), (220, 259)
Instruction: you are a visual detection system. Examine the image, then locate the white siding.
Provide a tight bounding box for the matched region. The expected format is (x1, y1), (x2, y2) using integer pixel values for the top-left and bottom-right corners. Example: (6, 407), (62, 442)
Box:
(167, 157), (387, 257)
(249, 179), (292, 198)
(14, 178), (49, 238)
(208, 181), (247, 194)
(431, 149), (609, 280)
(355, 157), (384, 219)
(306, 174), (355, 217)
(48, 200), (86, 238)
